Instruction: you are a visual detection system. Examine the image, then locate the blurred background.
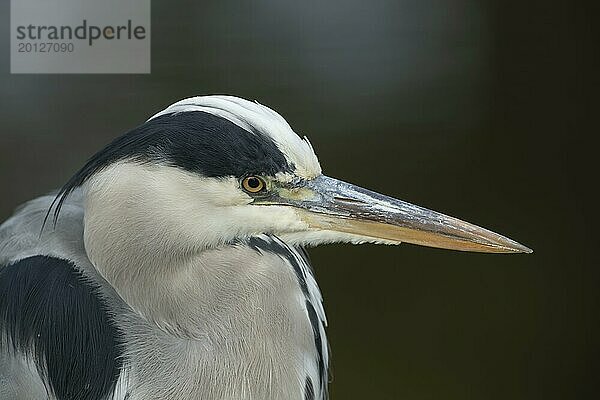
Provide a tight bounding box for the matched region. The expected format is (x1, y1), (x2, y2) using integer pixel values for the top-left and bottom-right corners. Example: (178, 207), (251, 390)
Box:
(0, 0), (596, 398)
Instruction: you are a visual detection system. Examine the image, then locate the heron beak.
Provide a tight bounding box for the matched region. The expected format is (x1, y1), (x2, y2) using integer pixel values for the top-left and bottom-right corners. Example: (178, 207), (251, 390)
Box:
(274, 175), (532, 253)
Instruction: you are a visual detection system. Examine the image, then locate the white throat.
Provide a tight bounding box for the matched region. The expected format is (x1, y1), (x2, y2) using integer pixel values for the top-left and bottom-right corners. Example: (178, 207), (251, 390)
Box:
(81, 161), (308, 334)
(81, 162), (323, 399)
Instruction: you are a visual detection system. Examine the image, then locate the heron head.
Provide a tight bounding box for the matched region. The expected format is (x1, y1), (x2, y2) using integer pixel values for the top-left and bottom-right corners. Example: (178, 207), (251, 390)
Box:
(54, 95), (531, 255)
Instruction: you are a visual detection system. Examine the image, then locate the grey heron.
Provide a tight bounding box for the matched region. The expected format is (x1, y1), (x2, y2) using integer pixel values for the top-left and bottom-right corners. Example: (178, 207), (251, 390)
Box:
(0, 95), (531, 400)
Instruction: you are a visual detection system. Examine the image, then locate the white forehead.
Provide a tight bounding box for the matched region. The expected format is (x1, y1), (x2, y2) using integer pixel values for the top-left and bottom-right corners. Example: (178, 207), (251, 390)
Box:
(149, 95), (322, 179)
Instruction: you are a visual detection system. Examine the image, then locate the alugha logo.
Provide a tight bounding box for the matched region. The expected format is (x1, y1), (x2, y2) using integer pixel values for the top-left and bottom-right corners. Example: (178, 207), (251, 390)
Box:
(15, 19), (147, 46)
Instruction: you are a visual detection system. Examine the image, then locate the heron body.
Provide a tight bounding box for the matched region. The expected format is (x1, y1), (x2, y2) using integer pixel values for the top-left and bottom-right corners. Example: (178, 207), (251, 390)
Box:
(0, 96), (530, 400)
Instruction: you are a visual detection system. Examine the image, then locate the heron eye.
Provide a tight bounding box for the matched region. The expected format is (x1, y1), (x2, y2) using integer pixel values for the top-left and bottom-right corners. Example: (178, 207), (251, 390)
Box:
(241, 176), (266, 194)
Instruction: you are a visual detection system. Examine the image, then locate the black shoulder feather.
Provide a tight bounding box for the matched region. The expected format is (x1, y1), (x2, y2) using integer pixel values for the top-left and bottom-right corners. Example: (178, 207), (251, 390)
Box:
(0, 255), (123, 400)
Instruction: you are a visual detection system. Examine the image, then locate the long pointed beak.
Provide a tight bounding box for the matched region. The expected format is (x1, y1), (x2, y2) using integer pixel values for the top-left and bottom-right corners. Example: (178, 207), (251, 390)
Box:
(273, 175), (532, 253)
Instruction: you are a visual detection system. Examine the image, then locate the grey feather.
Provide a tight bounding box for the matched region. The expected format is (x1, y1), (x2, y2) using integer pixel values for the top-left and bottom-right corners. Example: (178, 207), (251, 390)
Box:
(1, 191), (328, 400)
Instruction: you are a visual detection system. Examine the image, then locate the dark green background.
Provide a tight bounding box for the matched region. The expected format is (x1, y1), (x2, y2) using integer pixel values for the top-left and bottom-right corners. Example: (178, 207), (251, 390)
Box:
(1, 1), (596, 398)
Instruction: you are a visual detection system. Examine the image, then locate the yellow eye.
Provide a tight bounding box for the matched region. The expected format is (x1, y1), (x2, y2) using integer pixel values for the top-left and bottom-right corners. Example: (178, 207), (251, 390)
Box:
(241, 176), (266, 194)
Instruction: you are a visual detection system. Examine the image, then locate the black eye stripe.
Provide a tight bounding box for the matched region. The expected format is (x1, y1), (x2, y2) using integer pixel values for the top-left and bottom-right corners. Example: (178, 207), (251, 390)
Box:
(49, 111), (294, 224)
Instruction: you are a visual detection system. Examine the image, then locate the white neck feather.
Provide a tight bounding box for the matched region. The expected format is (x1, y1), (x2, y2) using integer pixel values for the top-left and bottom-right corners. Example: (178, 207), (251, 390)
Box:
(80, 161), (326, 399)
(82, 161), (307, 335)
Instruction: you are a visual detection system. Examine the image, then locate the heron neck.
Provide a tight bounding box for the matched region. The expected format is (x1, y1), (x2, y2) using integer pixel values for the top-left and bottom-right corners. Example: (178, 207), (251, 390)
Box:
(82, 201), (307, 341)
